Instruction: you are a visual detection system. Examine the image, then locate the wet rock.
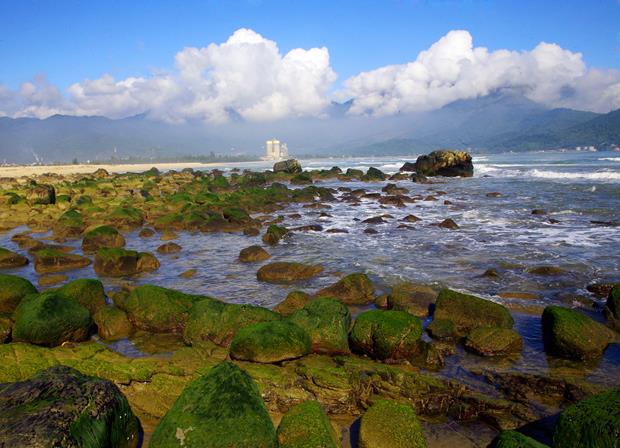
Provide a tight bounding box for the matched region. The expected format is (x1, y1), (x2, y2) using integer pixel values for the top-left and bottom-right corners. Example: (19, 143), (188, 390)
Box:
(326, 228), (349, 234)
(277, 400), (339, 448)
(12, 291), (92, 347)
(94, 306), (133, 340)
(38, 273), (67, 287)
(26, 184), (55, 205)
(483, 268), (501, 278)
(426, 319), (457, 341)
(93, 248), (159, 277)
(82, 225), (126, 253)
(0, 365), (140, 448)
(32, 248), (91, 274)
(410, 173), (429, 183)
(108, 206), (144, 229)
(274, 159), (302, 174)
(257, 262), (323, 283)
(542, 305), (615, 360)
(315, 272), (375, 305)
(379, 195), (407, 207)
(291, 224), (324, 232)
(531, 209), (547, 215)
(400, 162), (417, 172)
(402, 214), (421, 223)
(527, 265), (566, 276)
(345, 168), (364, 178)
(605, 285), (620, 330)
(56, 278), (106, 315)
(382, 183), (409, 195)
(387, 282), (438, 318)
(464, 327), (523, 356)
(359, 399), (426, 448)
(436, 218), (459, 229)
(274, 290), (310, 316)
(230, 320), (311, 363)
(0, 315), (11, 342)
(489, 430), (547, 448)
(93, 167), (109, 178)
(157, 242), (182, 254)
(414, 150), (473, 177)
(349, 309), (422, 360)
(159, 229), (178, 241)
(262, 224), (289, 245)
(0, 247), (28, 269)
(362, 216), (386, 224)
(180, 268), (197, 278)
(0, 274), (37, 313)
(486, 192), (503, 198)
(138, 227), (155, 238)
(587, 282), (618, 297)
(362, 167), (387, 181)
(364, 228), (378, 234)
(244, 227), (261, 236)
(53, 209), (86, 238)
(239, 245), (271, 262)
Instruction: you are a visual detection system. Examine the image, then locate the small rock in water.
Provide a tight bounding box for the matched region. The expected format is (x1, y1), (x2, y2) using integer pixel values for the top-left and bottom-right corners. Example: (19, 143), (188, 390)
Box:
(364, 228), (379, 234)
(37, 273), (68, 287)
(157, 242), (182, 254)
(486, 192), (503, 198)
(436, 218), (459, 229)
(138, 227), (156, 238)
(179, 269), (197, 278)
(239, 245), (271, 262)
(531, 209), (547, 215)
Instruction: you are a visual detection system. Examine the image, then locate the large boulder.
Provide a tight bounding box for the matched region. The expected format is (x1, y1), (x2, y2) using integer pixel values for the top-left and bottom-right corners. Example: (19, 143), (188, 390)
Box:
(257, 262), (323, 283)
(274, 290), (311, 316)
(288, 297), (351, 355)
(26, 184), (55, 205)
(315, 273), (375, 305)
(93, 248), (159, 277)
(464, 327), (523, 357)
(605, 285), (620, 331)
(56, 278), (106, 315)
(489, 431), (548, 448)
(0, 247), (28, 269)
(277, 400), (339, 448)
(230, 320), (311, 363)
(12, 291), (92, 347)
(349, 309), (422, 361)
(387, 282), (438, 317)
(542, 305), (615, 360)
(239, 245), (271, 262)
(32, 248), (91, 274)
(553, 388), (620, 448)
(414, 150), (473, 177)
(81, 225), (126, 253)
(273, 159), (302, 174)
(433, 288), (514, 336)
(0, 274), (37, 313)
(150, 362), (277, 448)
(0, 365), (140, 447)
(93, 306), (133, 340)
(358, 399), (426, 448)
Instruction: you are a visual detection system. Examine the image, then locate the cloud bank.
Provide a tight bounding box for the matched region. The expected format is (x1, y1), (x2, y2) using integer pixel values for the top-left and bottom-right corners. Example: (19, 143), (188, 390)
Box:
(1, 29), (619, 121)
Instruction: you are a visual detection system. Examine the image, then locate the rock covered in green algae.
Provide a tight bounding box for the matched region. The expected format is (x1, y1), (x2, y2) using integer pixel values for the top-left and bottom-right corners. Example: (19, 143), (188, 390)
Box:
(184, 299), (279, 347)
(230, 320), (311, 363)
(93, 247), (159, 277)
(426, 318), (457, 341)
(53, 208), (86, 238)
(32, 248), (92, 274)
(553, 388), (620, 448)
(287, 297), (351, 355)
(433, 288), (514, 335)
(489, 430), (548, 447)
(55, 278), (106, 315)
(149, 361), (277, 448)
(605, 285), (620, 331)
(262, 224), (289, 245)
(25, 183), (55, 205)
(0, 273), (37, 313)
(81, 224), (126, 253)
(464, 327), (523, 357)
(107, 206), (144, 229)
(257, 261), (324, 283)
(541, 305), (615, 360)
(94, 306), (133, 340)
(387, 281), (438, 318)
(315, 272), (375, 305)
(12, 291), (92, 347)
(0, 365), (140, 448)
(361, 166), (387, 181)
(239, 244), (271, 262)
(349, 309), (422, 361)
(0, 247), (28, 269)
(358, 399), (427, 448)
(277, 400), (339, 448)
(0, 314), (12, 342)
(274, 290), (311, 316)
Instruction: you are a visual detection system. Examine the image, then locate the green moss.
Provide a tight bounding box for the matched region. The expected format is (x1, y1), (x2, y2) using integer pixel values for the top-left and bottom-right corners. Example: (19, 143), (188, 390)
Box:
(359, 399), (426, 448)
(274, 290), (310, 315)
(149, 362), (277, 448)
(315, 273), (375, 305)
(464, 327), (523, 356)
(0, 274), (36, 313)
(553, 388), (620, 448)
(56, 278), (106, 315)
(262, 224), (289, 245)
(490, 431), (549, 448)
(426, 319), (456, 341)
(82, 225), (125, 252)
(108, 206), (144, 228)
(33, 249), (91, 274)
(94, 247), (159, 276)
(230, 320), (311, 363)
(277, 400), (339, 448)
(349, 310), (422, 360)
(93, 306), (133, 340)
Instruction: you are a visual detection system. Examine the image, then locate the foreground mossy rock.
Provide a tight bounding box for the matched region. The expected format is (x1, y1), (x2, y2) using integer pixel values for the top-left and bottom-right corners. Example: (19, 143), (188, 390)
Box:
(277, 400), (339, 448)
(489, 430), (548, 448)
(0, 365), (140, 448)
(387, 282), (438, 317)
(350, 310), (422, 360)
(239, 245), (271, 262)
(553, 388), (620, 448)
(184, 299), (279, 346)
(12, 291), (92, 347)
(464, 327), (523, 356)
(150, 361), (277, 448)
(94, 248), (159, 277)
(94, 306), (133, 340)
(0, 274), (37, 313)
(542, 305), (615, 360)
(0, 247), (28, 269)
(26, 184), (55, 205)
(359, 399), (426, 448)
(32, 248), (91, 274)
(414, 150), (473, 177)
(315, 273), (375, 305)
(426, 318), (457, 341)
(262, 224), (289, 245)
(257, 261), (323, 283)
(288, 298), (351, 355)
(605, 285), (620, 331)
(230, 320), (311, 363)
(56, 278), (106, 315)
(121, 285), (205, 333)
(274, 290), (311, 316)
(81, 225), (126, 253)
(433, 288), (514, 335)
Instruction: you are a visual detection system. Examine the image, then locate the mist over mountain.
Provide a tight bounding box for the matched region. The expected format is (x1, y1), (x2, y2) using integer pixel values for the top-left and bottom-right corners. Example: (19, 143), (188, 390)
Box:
(0, 91), (617, 164)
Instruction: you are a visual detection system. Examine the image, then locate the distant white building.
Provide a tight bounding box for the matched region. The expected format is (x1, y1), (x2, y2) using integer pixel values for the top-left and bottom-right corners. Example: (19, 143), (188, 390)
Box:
(264, 139), (289, 160)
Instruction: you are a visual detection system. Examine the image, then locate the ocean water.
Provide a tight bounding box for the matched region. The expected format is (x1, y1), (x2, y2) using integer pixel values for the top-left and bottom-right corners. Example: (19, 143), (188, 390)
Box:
(1, 149), (619, 387)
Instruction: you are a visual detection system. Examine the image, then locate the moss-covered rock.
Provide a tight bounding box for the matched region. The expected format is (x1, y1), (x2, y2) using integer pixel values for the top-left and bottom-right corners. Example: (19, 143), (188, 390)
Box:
(32, 248), (91, 274)
(433, 288), (514, 335)
(12, 291), (92, 347)
(0, 315), (12, 343)
(94, 306), (133, 340)
(489, 430), (548, 447)
(426, 318), (457, 341)
(0, 247), (28, 269)
(542, 305), (615, 360)
(358, 399), (426, 448)
(56, 278), (106, 315)
(239, 245), (271, 262)
(26, 184), (55, 205)
(387, 282), (437, 317)
(605, 285), (620, 331)
(0, 365), (140, 448)
(277, 400), (339, 448)
(156, 242), (182, 254)
(93, 248), (159, 277)
(349, 310), (422, 360)
(464, 327), (523, 356)
(108, 206), (144, 229)
(257, 262), (323, 283)
(262, 224), (289, 245)
(288, 298), (351, 355)
(53, 209), (86, 238)
(230, 320), (311, 363)
(81, 225), (126, 253)
(0, 274), (37, 313)
(315, 273), (375, 305)
(150, 361), (277, 448)
(553, 388), (620, 448)
(274, 290), (311, 316)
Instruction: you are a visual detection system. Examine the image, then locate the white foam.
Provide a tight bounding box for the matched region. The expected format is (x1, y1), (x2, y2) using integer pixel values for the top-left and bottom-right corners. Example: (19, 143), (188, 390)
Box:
(599, 157), (620, 162)
(475, 165), (620, 182)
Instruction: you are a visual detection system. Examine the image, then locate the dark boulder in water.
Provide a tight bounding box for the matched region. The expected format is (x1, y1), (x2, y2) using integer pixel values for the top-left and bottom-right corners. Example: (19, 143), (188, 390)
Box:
(0, 247), (28, 269)
(257, 262), (323, 283)
(315, 272), (375, 305)
(273, 159), (302, 174)
(239, 245), (271, 262)
(414, 150), (473, 177)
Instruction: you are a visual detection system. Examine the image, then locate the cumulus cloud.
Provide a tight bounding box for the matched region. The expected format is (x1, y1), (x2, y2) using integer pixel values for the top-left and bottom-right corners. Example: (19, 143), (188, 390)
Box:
(342, 30), (620, 115)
